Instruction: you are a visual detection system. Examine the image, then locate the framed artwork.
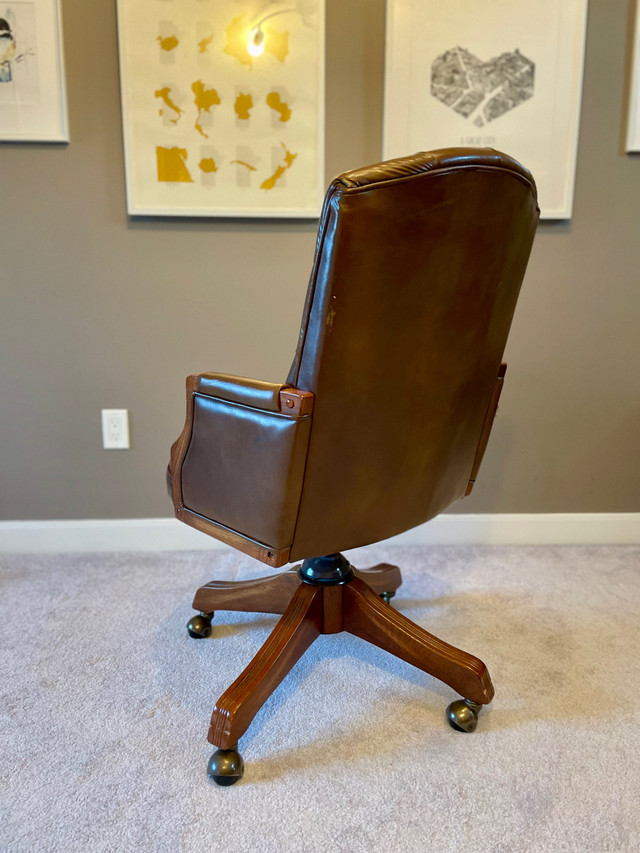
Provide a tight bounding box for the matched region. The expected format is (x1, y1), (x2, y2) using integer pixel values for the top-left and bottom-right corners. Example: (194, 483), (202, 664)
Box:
(117, 0), (325, 218)
(384, 0), (589, 219)
(627, 0), (640, 152)
(0, 0), (68, 142)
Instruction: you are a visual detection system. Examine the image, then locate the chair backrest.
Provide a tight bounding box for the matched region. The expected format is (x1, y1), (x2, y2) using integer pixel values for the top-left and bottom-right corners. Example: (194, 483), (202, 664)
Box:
(287, 148), (539, 560)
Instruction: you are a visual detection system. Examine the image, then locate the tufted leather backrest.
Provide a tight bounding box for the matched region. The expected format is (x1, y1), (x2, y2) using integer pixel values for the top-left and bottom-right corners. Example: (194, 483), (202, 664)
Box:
(287, 148), (539, 560)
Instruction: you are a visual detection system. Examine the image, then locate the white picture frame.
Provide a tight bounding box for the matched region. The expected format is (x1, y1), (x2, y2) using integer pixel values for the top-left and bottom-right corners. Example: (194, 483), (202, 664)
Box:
(0, 0), (68, 142)
(627, 0), (640, 152)
(383, 0), (589, 219)
(116, 0), (325, 218)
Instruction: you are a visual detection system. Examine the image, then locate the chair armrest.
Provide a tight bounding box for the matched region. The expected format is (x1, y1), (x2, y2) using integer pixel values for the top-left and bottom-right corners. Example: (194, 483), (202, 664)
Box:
(193, 372), (314, 416)
(194, 373), (283, 411)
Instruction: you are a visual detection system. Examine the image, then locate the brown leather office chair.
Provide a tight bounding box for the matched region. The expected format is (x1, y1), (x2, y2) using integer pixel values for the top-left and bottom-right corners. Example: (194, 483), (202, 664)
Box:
(168, 148), (539, 785)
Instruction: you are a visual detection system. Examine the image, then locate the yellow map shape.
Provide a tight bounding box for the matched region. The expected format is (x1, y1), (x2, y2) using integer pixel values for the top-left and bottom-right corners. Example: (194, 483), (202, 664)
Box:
(261, 144), (297, 190)
(231, 159), (257, 171)
(234, 93), (253, 120)
(198, 34), (213, 53)
(199, 158), (218, 173)
(192, 80), (221, 138)
(154, 86), (183, 124)
(265, 29), (289, 63)
(157, 35), (178, 52)
(223, 15), (289, 68)
(157, 147), (193, 182)
(266, 92), (291, 122)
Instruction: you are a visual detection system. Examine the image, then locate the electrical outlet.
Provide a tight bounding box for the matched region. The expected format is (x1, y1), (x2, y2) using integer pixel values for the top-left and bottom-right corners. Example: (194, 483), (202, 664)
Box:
(101, 409), (130, 449)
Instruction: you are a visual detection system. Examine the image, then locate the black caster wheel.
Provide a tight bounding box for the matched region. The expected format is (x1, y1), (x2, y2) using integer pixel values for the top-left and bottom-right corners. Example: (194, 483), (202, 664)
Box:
(446, 698), (483, 733)
(207, 745), (244, 786)
(187, 612), (213, 639)
(380, 591), (396, 605)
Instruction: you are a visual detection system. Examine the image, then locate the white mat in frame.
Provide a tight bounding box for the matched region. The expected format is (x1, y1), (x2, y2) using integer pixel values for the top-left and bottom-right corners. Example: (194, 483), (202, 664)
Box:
(383, 0), (589, 219)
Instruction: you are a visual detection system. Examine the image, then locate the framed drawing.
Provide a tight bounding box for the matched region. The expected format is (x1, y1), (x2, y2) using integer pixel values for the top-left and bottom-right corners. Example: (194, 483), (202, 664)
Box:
(117, 0), (325, 218)
(627, 0), (640, 152)
(384, 0), (588, 219)
(0, 0), (68, 142)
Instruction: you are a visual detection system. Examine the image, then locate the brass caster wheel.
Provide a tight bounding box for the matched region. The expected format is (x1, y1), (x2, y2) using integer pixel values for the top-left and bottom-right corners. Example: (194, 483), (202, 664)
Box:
(380, 591), (395, 605)
(446, 698), (483, 733)
(207, 745), (244, 787)
(187, 612), (213, 639)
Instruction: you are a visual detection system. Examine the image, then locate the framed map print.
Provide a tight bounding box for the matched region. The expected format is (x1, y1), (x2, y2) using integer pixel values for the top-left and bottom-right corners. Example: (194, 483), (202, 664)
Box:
(0, 0), (68, 142)
(117, 0), (325, 218)
(627, 0), (640, 152)
(384, 0), (588, 219)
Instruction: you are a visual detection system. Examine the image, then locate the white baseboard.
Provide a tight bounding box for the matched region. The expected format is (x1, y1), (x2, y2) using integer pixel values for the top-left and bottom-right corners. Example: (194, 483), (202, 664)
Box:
(0, 514), (638, 553)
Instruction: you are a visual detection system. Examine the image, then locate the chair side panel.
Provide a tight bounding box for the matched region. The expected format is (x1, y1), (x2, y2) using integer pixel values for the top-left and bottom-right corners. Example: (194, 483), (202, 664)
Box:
(181, 395), (311, 551)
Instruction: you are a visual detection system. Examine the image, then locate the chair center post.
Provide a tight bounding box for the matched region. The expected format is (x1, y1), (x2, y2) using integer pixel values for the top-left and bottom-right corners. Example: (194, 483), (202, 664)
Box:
(298, 553), (354, 585)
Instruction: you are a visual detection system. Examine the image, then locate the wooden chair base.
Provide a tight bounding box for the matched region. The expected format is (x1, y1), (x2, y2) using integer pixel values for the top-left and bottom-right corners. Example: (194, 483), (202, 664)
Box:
(188, 560), (494, 782)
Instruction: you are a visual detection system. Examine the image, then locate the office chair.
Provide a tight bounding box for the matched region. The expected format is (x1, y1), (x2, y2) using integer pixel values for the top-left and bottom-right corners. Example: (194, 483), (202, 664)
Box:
(168, 148), (539, 785)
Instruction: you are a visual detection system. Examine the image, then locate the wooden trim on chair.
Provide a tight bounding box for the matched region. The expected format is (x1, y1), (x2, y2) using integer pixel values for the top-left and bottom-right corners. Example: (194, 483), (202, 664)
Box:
(170, 375), (198, 512)
(177, 507), (291, 567)
(279, 387), (315, 417)
(465, 363), (507, 496)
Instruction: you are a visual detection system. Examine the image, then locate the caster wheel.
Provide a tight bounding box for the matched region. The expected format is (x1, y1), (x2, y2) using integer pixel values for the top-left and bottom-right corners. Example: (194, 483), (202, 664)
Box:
(380, 591), (395, 605)
(207, 746), (244, 786)
(187, 612), (213, 639)
(446, 698), (483, 733)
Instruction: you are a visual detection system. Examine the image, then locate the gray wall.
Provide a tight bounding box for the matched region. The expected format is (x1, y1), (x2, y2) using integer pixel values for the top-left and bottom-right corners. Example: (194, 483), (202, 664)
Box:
(1, 0), (638, 521)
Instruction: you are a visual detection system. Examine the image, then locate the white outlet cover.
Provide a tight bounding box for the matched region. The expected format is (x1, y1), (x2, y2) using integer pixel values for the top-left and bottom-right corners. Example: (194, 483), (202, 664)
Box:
(101, 409), (130, 449)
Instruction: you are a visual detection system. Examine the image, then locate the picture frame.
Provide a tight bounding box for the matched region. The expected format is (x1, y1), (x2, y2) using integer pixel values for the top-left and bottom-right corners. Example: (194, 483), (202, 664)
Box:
(383, 0), (589, 219)
(627, 0), (640, 152)
(116, 0), (325, 218)
(0, 0), (68, 142)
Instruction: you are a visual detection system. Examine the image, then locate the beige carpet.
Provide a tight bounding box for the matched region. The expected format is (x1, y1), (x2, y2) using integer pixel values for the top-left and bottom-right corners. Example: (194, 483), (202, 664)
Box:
(1, 544), (639, 852)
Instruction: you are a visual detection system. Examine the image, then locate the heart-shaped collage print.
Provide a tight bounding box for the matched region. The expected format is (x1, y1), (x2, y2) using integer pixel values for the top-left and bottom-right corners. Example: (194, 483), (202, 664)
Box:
(431, 47), (535, 128)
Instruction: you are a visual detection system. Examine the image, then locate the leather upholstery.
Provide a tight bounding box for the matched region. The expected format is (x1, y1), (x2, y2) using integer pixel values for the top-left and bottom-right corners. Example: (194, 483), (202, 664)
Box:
(169, 148), (539, 565)
(335, 148), (536, 190)
(181, 394), (311, 549)
(195, 373), (285, 412)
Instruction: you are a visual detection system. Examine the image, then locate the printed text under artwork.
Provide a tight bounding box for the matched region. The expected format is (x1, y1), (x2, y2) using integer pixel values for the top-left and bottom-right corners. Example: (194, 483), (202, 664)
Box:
(431, 47), (535, 128)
